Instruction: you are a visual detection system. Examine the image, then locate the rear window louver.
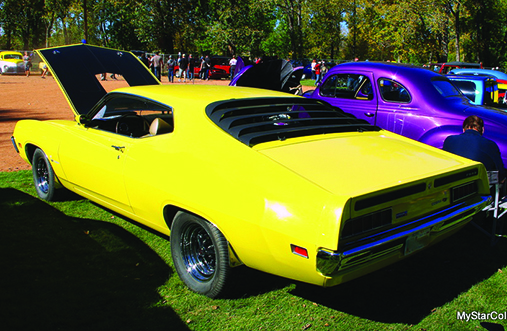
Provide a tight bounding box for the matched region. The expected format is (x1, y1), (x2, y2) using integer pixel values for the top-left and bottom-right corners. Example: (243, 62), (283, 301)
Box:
(206, 97), (380, 146)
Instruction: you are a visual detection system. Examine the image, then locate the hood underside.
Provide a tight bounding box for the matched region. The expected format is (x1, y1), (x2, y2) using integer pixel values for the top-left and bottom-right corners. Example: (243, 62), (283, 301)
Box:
(231, 59), (303, 94)
(37, 44), (159, 116)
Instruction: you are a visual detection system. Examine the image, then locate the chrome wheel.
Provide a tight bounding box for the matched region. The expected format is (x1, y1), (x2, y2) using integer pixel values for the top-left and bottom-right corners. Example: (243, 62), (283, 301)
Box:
(170, 211), (230, 298)
(35, 156), (50, 194)
(32, 148), (56, 201)
(181, 223), (216, 281)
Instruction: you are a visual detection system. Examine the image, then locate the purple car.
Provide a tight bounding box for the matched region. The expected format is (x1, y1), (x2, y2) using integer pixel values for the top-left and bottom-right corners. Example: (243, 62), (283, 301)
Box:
(305, 61), (507, 166)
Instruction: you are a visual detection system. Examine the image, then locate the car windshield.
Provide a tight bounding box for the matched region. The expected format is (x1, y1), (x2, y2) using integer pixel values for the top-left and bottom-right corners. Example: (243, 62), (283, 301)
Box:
(4, 54), (22, 60)
(206, 97), (380, 146)
(92, 94), (172, 120)
(432, 79), (462, 97)
(452, 81), (477, 103)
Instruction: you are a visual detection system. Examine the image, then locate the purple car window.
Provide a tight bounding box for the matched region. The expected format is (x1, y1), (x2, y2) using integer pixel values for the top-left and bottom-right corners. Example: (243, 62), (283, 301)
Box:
(320, 74), (373, 100)
(379, 78), (411, 103)
(432, 79), (462, 97)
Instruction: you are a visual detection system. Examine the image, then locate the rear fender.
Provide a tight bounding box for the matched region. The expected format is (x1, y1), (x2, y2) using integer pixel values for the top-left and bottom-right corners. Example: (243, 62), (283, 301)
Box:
(418, 125), (463, 149)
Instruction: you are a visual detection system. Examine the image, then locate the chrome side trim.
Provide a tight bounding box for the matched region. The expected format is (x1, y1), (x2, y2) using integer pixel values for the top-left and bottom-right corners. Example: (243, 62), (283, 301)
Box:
(11, 136), (19, 154)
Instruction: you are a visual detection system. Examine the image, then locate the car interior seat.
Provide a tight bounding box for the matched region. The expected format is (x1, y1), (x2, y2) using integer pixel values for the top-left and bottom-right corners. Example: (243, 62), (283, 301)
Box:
(149, 118), (173, 136)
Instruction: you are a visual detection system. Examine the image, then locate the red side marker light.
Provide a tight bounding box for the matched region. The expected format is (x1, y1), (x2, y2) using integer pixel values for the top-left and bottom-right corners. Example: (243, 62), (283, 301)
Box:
(291, 244), (309, 259)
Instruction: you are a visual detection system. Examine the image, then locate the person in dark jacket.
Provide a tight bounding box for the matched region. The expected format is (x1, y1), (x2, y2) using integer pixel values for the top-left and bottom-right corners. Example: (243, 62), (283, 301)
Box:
(443, 115), (506, 181)
(179, 54), (188, 82)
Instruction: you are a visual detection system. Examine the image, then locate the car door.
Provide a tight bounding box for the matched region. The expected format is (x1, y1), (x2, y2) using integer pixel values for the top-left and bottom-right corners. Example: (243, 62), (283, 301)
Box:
(374, 78), (421, 137)
(58, 126), (134, 213)
(316, 71), (378, 124)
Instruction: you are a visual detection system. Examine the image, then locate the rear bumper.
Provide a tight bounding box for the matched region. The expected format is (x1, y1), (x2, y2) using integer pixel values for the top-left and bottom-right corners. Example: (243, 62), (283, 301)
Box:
(317, 195), (489, 286)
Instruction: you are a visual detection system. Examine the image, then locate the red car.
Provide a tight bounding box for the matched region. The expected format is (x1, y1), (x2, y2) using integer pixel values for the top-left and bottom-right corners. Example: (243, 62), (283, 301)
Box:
(431, 61), (483, 74)
(174, 56), (231, 79)
(208, 56), (231, 79)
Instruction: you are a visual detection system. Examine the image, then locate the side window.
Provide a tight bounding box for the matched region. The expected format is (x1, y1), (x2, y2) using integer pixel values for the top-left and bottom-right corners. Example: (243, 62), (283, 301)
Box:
(379, 78), (411, 103)
(89, 95), (174, 137)
(432, 79), (462, 97)
(320, 74), (373, 100)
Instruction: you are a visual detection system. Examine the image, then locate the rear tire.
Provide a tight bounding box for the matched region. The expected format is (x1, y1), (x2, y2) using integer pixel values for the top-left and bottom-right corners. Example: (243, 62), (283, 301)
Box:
(170, 212), (230, 298)
(32, 148), (57, 201)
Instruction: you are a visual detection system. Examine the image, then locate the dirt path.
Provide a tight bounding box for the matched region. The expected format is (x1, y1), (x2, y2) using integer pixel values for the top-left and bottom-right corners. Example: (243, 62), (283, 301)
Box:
(0, 74), (312, 172)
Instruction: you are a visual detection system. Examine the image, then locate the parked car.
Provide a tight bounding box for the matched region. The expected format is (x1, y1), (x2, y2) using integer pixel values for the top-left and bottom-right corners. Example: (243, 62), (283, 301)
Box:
(449, 68), (507, 104)
(446, 74), (499, 106)
(12, 45), (490, 298)
(208, 56), (231, 79)
(174, 56), (230, 79)
(305, 61), (507, 167)
(0, 51), (25, 74)
(431, 61), (483, 74)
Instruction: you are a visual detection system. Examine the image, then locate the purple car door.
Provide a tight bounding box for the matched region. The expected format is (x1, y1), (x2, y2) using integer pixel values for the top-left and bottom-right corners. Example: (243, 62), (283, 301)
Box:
(317, 71), (378, 123)
(374, 78), (422, 136)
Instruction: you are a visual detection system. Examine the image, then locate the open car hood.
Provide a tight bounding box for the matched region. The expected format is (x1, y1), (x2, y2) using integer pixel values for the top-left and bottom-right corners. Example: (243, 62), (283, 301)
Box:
(37, 44), (160, 116)
(230, 59), (303, 94)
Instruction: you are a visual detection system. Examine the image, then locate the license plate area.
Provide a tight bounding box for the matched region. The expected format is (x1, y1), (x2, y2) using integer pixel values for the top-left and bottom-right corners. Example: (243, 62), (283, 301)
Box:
(404, 228), (431, 255)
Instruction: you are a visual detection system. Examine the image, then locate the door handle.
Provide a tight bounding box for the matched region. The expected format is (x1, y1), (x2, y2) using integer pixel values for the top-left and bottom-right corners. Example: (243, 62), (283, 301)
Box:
(111, 145), (125, 152)
(364, 112), (375, 117)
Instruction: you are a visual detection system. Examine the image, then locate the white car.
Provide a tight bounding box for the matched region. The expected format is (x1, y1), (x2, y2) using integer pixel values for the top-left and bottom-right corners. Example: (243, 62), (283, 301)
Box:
(0, 51), (25, 74)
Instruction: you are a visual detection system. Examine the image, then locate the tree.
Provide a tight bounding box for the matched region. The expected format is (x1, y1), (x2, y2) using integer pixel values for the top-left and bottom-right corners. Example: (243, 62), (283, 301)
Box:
(305, 0), (347, 59)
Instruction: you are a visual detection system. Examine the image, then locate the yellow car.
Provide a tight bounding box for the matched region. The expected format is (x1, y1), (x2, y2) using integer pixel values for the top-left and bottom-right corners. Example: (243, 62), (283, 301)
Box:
(12, 44), (490, 298)
(0, 51), (25, 74)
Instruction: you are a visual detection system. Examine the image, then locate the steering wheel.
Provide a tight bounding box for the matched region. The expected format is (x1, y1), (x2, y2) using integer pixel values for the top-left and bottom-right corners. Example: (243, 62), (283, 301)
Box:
(115, 113), (149, 136)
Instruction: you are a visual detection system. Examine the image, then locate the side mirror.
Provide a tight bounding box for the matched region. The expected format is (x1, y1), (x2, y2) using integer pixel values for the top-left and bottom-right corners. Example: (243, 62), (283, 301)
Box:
(78, 114), (91, 126)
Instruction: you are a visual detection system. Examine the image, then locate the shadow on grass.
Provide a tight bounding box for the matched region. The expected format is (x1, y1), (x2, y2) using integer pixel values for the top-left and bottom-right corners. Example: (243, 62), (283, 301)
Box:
(290, 216), (507, 325)
(0, 188), (189, 331)
(223, 266), (294, 299)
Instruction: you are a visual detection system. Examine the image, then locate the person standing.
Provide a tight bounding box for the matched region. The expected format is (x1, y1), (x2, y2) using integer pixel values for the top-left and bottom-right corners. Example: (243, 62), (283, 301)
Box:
(23, 52), (31, 77)
(316, 61), (327, 85)
(179, 54), (188, 82)
(314, 61), (321, 85)
(152, 52), (163, 81)
(188, 54), (195, 80)
(229, 55), (237, 79)
(167, 55), (176, 83)
(199, 56), (205, 79)
(311, 59), (317, 81)
(202, 55), (211, 80)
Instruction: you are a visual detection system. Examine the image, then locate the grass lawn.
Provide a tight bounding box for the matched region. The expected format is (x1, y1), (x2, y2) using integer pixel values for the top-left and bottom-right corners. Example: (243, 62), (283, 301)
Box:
(1, 170), (506, 330)
(301, 79), (317, 87)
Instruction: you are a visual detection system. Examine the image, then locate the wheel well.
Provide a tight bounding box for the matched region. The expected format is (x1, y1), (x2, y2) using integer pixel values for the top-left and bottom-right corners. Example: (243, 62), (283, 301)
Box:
(163, 205), (243, 267)
(418, 125), (462, 149)
(163, 205), (182, 230)
(24, 144), (39, 165)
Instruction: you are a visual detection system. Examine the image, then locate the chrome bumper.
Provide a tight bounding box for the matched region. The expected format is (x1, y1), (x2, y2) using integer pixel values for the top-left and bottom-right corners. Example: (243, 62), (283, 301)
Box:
(317, 196), (489, 276)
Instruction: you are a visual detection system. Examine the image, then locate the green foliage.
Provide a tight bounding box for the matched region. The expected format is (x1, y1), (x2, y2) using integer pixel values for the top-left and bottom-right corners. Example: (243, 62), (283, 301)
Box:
(1, 0), (507, 66)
